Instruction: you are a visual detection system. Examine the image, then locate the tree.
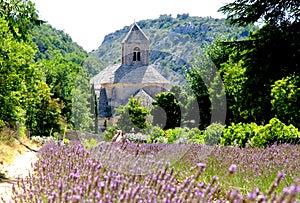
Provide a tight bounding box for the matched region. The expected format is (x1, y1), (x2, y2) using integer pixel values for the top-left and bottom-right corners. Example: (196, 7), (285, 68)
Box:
(71, 69), (95, 133)
(116, 97), (150, 133)
(0, 0), (42, 41)
(213, 0), (300, 125)
(186, 53), (226, 129)
(152, 91), (181, 130)
(39, 53), (81, 124)
(218, 0), (300, 27)
(0, 17), (62, 136)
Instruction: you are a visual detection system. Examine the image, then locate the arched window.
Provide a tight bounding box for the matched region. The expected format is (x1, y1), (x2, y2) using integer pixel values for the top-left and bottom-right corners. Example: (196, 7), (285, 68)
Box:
(133, 47), (141, 61)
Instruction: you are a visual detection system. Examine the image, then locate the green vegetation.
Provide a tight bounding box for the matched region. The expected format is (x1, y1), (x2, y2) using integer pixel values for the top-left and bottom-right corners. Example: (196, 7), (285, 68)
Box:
(116, 97), (150, 132)
(212, 0), (300, 128)
(1, 0), (299, 152)
(0, 0), (95, 141)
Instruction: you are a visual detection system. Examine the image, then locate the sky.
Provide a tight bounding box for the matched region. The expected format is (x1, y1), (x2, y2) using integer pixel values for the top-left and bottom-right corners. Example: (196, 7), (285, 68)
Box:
(31, 0), (231, 52)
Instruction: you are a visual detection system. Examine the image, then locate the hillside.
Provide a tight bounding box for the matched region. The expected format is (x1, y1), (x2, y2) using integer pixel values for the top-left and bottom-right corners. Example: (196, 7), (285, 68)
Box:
(89, 14), (255, 84)
(31, 23), (88, 64)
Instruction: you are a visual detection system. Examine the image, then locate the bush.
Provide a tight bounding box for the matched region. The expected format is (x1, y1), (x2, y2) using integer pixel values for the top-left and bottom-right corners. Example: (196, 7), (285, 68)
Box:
(221, 118), (300, 147)
(221, 122), (260, 147)
(83, 138), (99, 150)
(165, 128), (187, 143)
(125, 133), (149, 143)
(251, 118), (300, 147)
(104, 125), (119, 141)
(148, 126), (165, 143)
(204, 123), (224, 145)
(31, 136), (57, 145)
(148, 127), (205, 144)
(187, 128), (205, 144)
(116, 97), (150, 133)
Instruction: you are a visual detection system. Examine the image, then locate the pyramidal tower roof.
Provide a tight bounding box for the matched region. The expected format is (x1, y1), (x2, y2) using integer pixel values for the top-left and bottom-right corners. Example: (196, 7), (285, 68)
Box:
(121, 22), (149, 43)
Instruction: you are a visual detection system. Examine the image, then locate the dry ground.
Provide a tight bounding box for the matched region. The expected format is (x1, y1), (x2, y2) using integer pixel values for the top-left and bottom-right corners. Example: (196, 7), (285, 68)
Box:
(0, 140), (39, 203)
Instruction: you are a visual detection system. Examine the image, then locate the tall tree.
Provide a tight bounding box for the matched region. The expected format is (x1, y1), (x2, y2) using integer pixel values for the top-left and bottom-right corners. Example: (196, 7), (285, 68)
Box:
(0, 17), (61, 136)
(0, 0), (42, 41)
(214, 0), (300, 125)
(218, 0), (300, 27)
(152, 91), (181, 130)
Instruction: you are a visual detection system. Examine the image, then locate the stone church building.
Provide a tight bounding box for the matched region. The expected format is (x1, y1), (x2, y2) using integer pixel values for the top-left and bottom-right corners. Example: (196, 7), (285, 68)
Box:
(91, 23), (170, 130)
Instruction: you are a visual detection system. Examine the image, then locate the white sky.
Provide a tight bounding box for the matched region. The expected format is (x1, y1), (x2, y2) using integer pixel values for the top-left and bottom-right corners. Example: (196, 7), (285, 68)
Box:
(31, 0), (230, 52)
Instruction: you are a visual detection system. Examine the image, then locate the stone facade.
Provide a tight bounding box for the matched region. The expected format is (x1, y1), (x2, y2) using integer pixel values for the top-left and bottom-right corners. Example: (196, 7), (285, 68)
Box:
(91, 22), (170, 130)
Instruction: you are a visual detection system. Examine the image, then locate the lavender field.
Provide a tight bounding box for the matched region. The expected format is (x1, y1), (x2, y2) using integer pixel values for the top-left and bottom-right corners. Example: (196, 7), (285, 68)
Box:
(12, 141), (300, 202)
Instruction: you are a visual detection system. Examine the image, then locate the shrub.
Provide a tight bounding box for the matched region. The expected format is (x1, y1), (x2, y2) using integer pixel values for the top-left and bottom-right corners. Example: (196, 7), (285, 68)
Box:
(187, 128), (205, 144)
(148, 126), (165, 143)
(104, 125), (119, 141)
(148, 127), (205, 144)
(221, 118), (300, 147)
(165, 128), (187, 143)
(204, 123), (224, 145)
(83, 138), (99, 150)
(251, 118), (300, 147)
(116, 97), (150, 133)
(221, 122), (260, 147)
(125, 133), (149, 143)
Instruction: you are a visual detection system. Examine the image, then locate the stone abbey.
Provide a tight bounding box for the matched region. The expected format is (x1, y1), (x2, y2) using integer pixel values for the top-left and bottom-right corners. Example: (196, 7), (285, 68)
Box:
(91, 23), (169, 130)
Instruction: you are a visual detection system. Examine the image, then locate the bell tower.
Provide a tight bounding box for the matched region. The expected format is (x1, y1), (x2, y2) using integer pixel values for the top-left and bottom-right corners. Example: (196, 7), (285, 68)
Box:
(121, 22), (150, 66)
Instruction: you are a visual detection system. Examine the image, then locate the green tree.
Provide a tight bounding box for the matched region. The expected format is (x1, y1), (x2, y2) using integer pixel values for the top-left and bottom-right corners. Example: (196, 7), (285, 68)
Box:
(27, 82), (62, 137)
(0, 0), (41, 41)
(0, 17), (62, 136)
(271, 75), (300, 128)
(219, 0), (299, 27)
(152, 91), (181, 130)
(39, 53), (81, 124)
(71, 69), (94, 133)
(213, 0), (300, 125)
(186, 54), (226, 129)
(116, 97), (150, 133)
(219, 55), (247, 123)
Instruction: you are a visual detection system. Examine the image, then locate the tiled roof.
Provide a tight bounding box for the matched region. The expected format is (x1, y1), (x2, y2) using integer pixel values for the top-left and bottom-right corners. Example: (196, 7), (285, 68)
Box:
(90, 64), (169, 86)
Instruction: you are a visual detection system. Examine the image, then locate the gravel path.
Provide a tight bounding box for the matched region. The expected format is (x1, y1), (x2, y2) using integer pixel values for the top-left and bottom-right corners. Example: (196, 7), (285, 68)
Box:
(0, 150), (38, 203)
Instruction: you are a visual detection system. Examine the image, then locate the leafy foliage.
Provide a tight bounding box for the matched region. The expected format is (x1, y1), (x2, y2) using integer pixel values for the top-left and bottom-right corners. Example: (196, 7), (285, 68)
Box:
(219, 0), (300, 27)
(0, 17), (62, 136)
(203, 123), (224, 145)
(0, 0), (94, 137)
(271, 74), (300, 128)
(147, 126), (204, 144)
(104, 125), (119, 141)
(221, 122), (260, 147)
(251, 118), (300, 147)
(71, 70), (94, 133)
(152, 91), (181, 130)
(0, 0), (41, 41)
(116, 97), (150, 133)
(221, 118), (300, 147)
(206, 0), (300, 128)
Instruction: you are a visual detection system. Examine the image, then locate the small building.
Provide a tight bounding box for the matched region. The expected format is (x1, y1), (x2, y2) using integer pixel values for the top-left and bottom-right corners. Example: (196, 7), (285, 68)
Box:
(91, 23), (170, 130)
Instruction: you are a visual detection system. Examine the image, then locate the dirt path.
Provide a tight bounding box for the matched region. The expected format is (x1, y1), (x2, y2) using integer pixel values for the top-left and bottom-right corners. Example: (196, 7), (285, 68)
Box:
(0, 150), (38, 203)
